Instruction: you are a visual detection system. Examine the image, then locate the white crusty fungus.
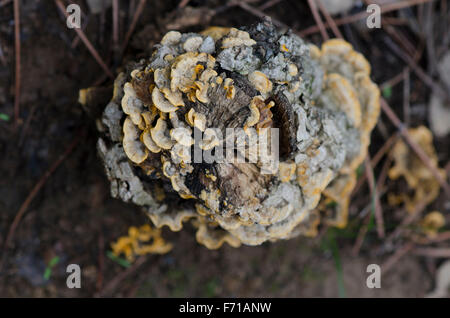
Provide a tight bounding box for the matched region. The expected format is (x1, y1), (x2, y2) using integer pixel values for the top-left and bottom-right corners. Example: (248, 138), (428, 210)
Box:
(248, 71), (273, 95)
(96, 19), (381, 248)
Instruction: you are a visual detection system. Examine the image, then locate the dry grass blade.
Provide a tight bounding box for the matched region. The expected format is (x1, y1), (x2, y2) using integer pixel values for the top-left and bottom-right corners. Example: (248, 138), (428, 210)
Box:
(112, 0), (119, 56)
(371, 133), (399, 167)
(178, 0), (191, 9)
(352, 212), (372, 256)
(235, 1), (289, 30)
(96, 234), (105, 292)
(420, 232), (450, 244)
(306, 0), (328, 40)
(258, 0), (283, 11)
(365, 156), (385, 238)
(13, 0), (21, 126)
(54, 0), (114, 79)
(381, 242), (415, 274)
(384, 200), (428, 245)
(380, 71), (407, 91)
(317, 0), (343, 38)
(414, 248), (450, 258)
(402, 68), (411, 126)
(121, 0), (146, 55)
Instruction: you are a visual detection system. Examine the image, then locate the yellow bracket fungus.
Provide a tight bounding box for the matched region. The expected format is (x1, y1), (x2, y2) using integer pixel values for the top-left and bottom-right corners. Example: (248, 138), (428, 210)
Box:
(111, 224), (173, 262)
(388, 126), (446, 214)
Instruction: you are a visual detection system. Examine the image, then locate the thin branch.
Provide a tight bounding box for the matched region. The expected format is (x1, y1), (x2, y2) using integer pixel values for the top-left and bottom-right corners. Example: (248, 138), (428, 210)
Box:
(55, 0), (114, 79)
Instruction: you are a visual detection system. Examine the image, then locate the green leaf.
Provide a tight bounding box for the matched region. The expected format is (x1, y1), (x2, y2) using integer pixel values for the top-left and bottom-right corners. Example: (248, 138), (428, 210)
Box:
(107, 251), (131, 268)
(43, 268), (52, 281)
(326, 201), (337, 209)
(382, 86), (392, 99)
(356, 164), (364, 178)
(0, 113), (10, 121)
(48, 256), (60, 268)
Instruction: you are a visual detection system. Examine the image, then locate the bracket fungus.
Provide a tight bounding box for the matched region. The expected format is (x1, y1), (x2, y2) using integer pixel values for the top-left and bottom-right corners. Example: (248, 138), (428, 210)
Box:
(111, 224), (173, 262)
(96, 19), (380, 248)
(388, 126), (446, 214)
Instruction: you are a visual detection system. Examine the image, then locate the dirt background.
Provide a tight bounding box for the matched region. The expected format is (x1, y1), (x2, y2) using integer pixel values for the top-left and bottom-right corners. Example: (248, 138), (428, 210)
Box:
(0, 0), (449, 297)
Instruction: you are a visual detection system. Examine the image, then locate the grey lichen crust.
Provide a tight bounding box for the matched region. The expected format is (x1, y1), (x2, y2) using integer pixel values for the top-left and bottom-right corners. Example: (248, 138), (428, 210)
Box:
(97, 19), (380, 248)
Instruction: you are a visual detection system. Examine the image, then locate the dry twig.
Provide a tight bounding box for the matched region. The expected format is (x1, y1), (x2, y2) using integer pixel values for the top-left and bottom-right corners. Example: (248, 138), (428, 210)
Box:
(306, 0), (328, 40)
(55, 0), (114, 79)
(121, 0), (147, 55)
